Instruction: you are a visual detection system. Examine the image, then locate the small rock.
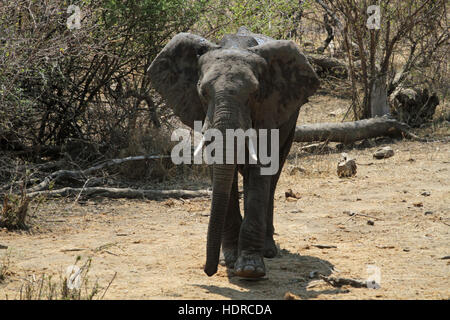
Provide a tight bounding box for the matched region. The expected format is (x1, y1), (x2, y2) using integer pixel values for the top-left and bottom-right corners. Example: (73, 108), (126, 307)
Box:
(285, 189), (301, 199)
(373, 146), (394, 159)
(367, 220), (375, 226)
(0, 244), (8, 249)
(413, 202), (423, 207)
(337, 153), (357, 178)
(424, 211), (433, 215)
(440, 256), (450, 260)
(284, 292), (301, 300)
(421, 191), (431, 196)
(403, 248), (410, 252)
(329, 108), (344, 117)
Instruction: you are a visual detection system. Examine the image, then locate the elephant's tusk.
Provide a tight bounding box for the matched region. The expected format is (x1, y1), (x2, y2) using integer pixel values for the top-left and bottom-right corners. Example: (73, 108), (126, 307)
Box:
(248, 137), (258, 162)
(193, 136), (206, 158)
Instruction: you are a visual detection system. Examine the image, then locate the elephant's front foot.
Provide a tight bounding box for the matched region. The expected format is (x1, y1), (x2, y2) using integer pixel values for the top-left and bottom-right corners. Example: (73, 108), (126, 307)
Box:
(221, 247), (238, 269)
(263, 236), (278, 258)
(234, 252), (266, 278)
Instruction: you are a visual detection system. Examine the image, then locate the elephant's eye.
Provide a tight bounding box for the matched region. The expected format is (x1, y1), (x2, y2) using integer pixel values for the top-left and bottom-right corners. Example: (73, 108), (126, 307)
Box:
(199, 85), (209, 99)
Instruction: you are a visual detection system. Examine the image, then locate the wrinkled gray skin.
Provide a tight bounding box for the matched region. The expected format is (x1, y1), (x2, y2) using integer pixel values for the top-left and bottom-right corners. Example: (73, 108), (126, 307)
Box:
(149, 27), (319, 278)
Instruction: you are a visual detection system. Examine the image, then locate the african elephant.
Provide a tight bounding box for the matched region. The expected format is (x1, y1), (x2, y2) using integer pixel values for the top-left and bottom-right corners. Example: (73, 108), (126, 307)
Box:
(148, 27), (319, 278)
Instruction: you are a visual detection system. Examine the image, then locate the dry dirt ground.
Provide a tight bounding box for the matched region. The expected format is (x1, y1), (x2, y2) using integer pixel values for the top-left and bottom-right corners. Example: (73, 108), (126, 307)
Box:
(1, 96), (449, 300)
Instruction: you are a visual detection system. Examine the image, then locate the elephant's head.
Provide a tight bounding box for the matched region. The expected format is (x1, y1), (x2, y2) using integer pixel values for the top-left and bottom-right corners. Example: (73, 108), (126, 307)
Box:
(148, 32), (319, 276)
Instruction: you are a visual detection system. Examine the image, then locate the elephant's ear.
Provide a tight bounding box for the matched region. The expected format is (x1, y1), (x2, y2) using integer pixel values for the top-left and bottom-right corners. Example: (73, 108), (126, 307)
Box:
(249, 40), (320, 129)
(148, 33), (219, 129)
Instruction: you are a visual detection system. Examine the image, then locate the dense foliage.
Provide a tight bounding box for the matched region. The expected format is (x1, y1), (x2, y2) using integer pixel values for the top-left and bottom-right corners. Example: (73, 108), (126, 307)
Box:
(0, 0), (208, 160)
(0, 0), (447, 164)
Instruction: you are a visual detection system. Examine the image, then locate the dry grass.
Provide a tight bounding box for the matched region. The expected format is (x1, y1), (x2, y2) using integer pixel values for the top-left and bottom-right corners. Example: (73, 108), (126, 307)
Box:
(13, 257), (116, 300)
(0, 193), (30, 230)
(0, 252), (10, 283)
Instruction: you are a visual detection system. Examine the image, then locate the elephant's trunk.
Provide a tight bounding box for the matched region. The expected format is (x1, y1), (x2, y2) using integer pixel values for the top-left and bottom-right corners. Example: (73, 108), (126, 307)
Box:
(204, 163), (236, 276)
(204, 104), (241, 276)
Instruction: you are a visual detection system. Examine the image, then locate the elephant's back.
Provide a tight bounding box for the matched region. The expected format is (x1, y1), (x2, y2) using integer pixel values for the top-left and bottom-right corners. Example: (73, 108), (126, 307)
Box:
(219, 26), (275, 50)
(236, 26), (275, 45)
(219, 34), (259, 50)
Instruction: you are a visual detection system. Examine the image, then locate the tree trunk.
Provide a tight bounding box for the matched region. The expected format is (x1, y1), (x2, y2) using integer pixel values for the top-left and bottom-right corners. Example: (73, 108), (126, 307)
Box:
(370, 75), (390, 117)
(317, 14), (335, 54)
(294, 117), (423, 144)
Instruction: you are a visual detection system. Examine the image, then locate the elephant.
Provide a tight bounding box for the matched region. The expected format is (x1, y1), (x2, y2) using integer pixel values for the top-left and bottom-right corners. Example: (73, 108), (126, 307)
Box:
(148, 27), (319, 278)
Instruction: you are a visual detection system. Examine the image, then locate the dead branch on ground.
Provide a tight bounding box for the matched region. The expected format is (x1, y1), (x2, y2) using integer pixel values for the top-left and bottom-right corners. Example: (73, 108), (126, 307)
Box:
(24, 154), (170, 193)
(295, 116), (426, 144)
(26, 187), (211, 200)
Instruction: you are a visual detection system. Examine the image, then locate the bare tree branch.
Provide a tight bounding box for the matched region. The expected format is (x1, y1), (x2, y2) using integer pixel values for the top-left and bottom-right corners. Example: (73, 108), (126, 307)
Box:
(26, 187), (211, 200)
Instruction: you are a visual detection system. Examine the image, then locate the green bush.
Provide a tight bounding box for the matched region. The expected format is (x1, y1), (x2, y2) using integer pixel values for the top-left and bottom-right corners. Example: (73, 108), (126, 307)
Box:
(194, 0), (308, 41)
(0, 0), (208, 159)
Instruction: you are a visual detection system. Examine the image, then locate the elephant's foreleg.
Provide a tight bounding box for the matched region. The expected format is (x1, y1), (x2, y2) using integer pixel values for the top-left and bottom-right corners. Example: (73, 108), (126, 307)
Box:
(235, 167), (271, 278)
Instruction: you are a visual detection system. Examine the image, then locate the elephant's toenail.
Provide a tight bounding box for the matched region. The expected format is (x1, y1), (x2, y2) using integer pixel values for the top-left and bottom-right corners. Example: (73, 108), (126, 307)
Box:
(243, 265), (255, 272)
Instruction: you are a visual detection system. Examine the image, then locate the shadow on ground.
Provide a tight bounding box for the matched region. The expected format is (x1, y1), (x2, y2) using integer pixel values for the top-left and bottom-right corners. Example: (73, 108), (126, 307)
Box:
(195, 248), (349, 299)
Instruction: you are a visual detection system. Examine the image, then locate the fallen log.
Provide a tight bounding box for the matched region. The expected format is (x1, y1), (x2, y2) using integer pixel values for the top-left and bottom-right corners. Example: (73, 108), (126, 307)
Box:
(26, 154), (171, 193)
(26, 187), (211, 200)
(294, 116), (425, 144)
(307, 53), (348, 79)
